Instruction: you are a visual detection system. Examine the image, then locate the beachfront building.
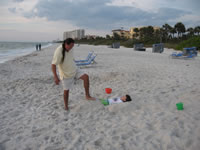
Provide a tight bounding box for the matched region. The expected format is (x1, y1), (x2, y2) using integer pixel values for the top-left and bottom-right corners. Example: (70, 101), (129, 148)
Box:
(85, 35), (99, 39)
(130, 27), (141, 39)
(130, 26), (160, 39)
(112, 26), (160, 39)
(63, 29), (85, 40)
(112, 29), (130, 39)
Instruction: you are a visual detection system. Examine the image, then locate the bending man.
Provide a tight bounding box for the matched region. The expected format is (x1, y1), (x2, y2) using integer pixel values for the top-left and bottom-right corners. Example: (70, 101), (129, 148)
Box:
(51, 38), (95, 111)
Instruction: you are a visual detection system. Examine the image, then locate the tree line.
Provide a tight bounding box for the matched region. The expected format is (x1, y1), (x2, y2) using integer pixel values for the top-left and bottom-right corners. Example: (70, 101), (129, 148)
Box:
(110, 22), (200, 44)
(76, 22), (200, 49)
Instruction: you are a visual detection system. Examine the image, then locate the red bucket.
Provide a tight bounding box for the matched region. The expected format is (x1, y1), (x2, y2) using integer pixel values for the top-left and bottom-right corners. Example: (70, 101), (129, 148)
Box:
(105, 88), (112, 94)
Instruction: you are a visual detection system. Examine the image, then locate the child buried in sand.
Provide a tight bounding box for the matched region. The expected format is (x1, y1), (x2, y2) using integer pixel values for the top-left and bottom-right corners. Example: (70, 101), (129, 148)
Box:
(100, 95), (132, 106)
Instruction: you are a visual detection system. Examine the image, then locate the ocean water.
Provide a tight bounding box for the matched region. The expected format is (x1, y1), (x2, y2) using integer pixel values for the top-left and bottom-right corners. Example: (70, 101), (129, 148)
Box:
(0, 41), (52, 63)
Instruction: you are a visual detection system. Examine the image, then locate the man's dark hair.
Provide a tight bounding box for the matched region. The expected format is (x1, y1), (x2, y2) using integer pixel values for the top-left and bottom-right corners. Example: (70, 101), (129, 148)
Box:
(125, 95), (132, 102)
(61, 38), (75, 63)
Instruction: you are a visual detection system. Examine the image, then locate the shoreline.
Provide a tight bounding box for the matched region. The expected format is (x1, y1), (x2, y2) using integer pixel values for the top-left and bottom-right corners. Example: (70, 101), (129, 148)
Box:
(0, 43), (53, 64)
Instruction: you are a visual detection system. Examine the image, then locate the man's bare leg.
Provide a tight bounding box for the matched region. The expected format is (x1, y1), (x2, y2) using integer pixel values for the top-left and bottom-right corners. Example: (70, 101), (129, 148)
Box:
(64, 90), (69, 110)
(79, 74), (95, 100)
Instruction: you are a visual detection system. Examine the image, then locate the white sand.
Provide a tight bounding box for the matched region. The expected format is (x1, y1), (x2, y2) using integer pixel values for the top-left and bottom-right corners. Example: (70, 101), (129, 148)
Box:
(0, 44), (200, 150)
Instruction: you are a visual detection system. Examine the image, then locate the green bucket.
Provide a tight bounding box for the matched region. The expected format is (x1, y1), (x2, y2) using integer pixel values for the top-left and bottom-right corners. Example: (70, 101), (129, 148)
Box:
(101, 99), (109, 106)
(176, 102), (184, 110)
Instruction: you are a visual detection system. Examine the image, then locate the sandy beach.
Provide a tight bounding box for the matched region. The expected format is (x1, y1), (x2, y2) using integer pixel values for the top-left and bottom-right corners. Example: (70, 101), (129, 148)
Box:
(0, 44), (200, 150)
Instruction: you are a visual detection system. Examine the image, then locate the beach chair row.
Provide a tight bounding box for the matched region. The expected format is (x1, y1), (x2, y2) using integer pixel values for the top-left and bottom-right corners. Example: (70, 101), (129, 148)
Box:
(134, 43), (164, 53)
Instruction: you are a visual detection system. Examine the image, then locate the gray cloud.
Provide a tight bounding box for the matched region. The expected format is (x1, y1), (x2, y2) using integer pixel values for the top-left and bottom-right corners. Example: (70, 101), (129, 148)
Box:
(13, 0), (24, 2)
(170, 0), (200, 14)
(8, 7), (17, 13)
(154, 7), (190, 20)
(132, 7), (190, 27)
(23, 0), (193, 29)
(183, 0), (200, 13)
(0, 0), (12, 5)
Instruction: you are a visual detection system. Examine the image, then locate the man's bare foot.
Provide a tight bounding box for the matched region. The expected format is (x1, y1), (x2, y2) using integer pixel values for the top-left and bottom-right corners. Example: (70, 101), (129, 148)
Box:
(86, 96), (96, 100)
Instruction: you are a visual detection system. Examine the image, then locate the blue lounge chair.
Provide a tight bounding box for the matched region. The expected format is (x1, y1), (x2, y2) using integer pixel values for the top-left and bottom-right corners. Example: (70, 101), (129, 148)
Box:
(183, 47), (197, 56)
(171, 46), (198, 59)
(170, 51), (196, 59)
(184, 53), (196, 59)
(76, 55), (97, 66)
(75, 51), (94, 63)
(171, 52), (183, 57)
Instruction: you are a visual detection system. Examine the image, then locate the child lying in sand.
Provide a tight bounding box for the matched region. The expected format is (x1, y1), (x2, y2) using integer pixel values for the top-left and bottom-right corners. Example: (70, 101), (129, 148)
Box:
(100, 95), (132, 106)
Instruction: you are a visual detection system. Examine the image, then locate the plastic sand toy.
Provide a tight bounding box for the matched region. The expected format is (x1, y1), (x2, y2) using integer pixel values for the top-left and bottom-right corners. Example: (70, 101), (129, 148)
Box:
(176, 102), (184, 110)
(105, 88), (112, 94)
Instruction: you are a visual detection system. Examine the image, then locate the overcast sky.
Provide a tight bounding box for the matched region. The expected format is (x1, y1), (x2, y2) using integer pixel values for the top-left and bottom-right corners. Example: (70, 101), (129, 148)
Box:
(0, 0), (199, 42)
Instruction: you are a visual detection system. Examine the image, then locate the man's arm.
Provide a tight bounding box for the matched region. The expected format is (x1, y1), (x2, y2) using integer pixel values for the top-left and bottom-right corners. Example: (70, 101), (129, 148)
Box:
(51, 64), (60, 85)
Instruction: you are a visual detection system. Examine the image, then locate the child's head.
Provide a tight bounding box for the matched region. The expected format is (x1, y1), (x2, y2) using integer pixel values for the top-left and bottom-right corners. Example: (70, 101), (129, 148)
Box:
(125, 95), (132, 102)
(121, 95), (132, 102)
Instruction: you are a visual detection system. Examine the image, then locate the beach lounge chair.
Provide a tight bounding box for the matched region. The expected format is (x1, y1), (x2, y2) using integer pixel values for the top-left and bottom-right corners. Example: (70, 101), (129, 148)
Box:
(152, 43), (164, 53)
(111, 42), (120, 49)
(75, 51), (94, 63)
(186, 54), (196, 58)
(183, 47), (197, 56)
(170, 52), (196, 59)
(76, 55), (97, 66)
(134, 43), (146, 51)
(171, 52), (183, 57)
(170, 47), (197, 59)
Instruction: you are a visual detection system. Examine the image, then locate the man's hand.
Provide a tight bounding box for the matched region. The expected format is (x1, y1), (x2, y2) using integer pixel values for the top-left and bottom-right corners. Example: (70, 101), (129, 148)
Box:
(52, 64), (60, 85)
(54, 77), (60, 85)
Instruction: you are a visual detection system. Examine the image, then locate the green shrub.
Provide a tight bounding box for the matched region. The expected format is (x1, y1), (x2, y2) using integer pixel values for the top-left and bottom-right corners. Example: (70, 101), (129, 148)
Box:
(175, 36), (200, 50)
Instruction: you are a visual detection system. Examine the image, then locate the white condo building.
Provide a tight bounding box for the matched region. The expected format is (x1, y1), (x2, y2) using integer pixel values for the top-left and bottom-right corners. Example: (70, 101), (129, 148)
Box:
(63, 29), (85, 40)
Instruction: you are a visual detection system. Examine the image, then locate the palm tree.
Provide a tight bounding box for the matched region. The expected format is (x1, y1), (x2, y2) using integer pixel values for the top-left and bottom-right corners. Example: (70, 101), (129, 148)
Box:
(187, 27), (194, 36)
(194, 26), (200, 35)
(106, 34), (110, 39)
(139, 27), (146, 40)
(174, 22), (186, 38)
(160, 26), (168, 42)
(113, 32), (121, 40)
(133, 28), (139, 38)
(170, 28), (176, 38)
(162, 24), (172, 37)
(154, 29), (162, 43)
(147, 26), (154, 37)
